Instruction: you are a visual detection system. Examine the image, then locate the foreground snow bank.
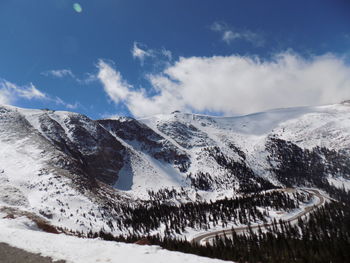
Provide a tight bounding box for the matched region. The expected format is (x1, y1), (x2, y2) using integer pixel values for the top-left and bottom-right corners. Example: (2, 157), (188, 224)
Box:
(0, 217), (228, 263)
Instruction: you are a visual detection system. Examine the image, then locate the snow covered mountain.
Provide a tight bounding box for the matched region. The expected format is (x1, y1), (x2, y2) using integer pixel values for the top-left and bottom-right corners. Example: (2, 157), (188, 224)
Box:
(0, 103), (350, 236)
(121, 102), (350, 194)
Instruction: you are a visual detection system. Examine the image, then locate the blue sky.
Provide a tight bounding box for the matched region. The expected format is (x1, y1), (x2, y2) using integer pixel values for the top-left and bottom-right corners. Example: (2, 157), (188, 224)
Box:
(1, 0), (350, 119)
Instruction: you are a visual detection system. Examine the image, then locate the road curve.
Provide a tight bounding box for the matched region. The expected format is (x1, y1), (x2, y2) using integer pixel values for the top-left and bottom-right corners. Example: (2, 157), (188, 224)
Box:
(192, 189), (326, 245)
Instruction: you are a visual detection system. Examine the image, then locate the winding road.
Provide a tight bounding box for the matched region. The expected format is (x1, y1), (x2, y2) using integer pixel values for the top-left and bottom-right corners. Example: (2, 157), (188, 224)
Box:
(192, 189), (326, 245)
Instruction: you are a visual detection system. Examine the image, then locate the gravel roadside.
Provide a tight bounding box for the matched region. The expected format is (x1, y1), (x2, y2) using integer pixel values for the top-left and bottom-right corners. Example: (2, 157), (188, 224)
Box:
(0, 242), (66, 263)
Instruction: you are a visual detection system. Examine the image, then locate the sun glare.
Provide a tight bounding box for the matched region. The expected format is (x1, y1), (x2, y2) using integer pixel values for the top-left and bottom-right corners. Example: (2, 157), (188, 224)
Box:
(73, 3), (82, 13)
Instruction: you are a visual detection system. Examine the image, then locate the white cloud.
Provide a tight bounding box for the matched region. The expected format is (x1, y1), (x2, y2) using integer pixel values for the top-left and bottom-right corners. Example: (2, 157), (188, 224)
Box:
(0, 78), (80, 110)
(97, 60), (182, 117)
(97, 52), (350, 117)
(54, 97), (80, 110)
(0, 80), (47, 105)
(42, 69), (76, 78)
(131, 42), (173, 65)
(211, 22), (264, 46)
(0, 89), (11, 105)
(161, 48), (172, 60)
(82, 73), (98, 84)
(131, 42), (153, 64)
(42, 69), (96, 84)
(97, 60), (132, 103)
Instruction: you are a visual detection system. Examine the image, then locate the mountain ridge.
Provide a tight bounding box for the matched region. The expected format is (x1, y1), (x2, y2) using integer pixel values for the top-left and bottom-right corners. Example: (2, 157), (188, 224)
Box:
(0, 102), (349, 236)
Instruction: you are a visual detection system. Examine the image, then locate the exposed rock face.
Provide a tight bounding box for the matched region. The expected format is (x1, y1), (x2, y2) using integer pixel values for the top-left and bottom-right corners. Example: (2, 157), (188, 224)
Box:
(156, 120), (215, 149)
(98, 118), (190, 173)
(46, 113), (125, 185)
(16, 109), (126, 185)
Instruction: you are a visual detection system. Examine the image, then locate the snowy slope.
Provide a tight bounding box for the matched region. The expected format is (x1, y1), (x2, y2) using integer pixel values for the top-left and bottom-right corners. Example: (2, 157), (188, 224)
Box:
(140, 104), (350, 151)
(139, 103), (350, 192)
(0, 216), (229, 263)
(0, 105), (133, 236)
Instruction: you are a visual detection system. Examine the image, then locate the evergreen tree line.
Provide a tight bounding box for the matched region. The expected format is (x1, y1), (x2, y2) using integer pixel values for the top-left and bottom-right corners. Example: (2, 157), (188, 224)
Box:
(106, 190), (310, 236)
(207, 199), (350, 263)
(91, 195), (350, 263)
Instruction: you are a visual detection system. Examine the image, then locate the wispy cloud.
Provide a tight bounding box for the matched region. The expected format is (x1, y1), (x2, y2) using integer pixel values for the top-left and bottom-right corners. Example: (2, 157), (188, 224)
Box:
(42, 69), (76, 79)
(211, 22), (264, 46)
(0, 78), (81, 110)
(97, 52), (350, 117)
(0, 87), (11, 105)
(131, 42), (153, 65)
(0, 79), (47, 105)
(53, 97), (80, 110)
(161, 48), (172, 60)
(41, 69), (97, 84)
(131, 42), (172, 65)
(97, 60), (132, 103)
